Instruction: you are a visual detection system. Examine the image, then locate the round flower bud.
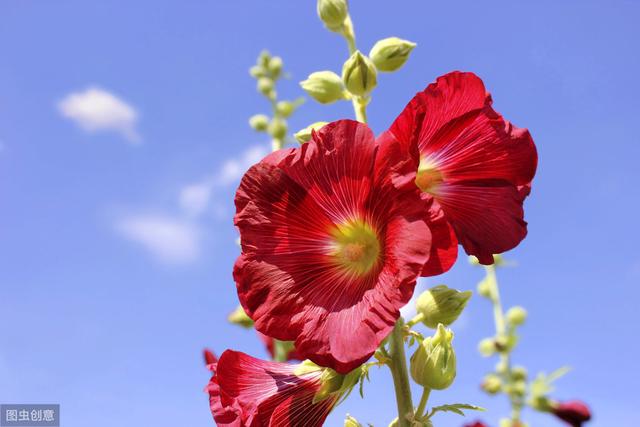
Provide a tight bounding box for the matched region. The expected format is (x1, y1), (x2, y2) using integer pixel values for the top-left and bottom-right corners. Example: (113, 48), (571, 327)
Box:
(410, 324), (456, 390)
(511, 366), (527, 381)
(506, 306), (527, 326)
(227, 305), (254, 328)
(276, 101), (295, 118)
(268, 56), (283, 79)
(478, 338), (496, 357)
(300, 71), (345, 104)
(317, 0), (348, 32)
(294, 121), (329, 143)
(481, 374), (502, 394)
(415, 285), (472, 329)
(249, 65), (267, 78)
(342, 51), (377, 97)
(369, 37), (416, 72)
(344, 414), (362, 427)
(257, 77), (274, 96)
(249, 114), (269, 131)
(268, 118), (287, 140)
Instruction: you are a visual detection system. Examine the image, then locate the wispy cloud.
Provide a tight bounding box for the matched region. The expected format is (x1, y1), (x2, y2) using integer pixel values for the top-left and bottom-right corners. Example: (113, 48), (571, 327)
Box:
(114, 144), (269, 264)
(58, 87), (141, 143)
(177, 144), (269, 218)
(115, 214), (200, 264)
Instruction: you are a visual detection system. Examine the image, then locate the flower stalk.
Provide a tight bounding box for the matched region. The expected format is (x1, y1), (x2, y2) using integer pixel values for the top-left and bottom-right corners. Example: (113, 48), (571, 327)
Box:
(388, 319), (414, 427)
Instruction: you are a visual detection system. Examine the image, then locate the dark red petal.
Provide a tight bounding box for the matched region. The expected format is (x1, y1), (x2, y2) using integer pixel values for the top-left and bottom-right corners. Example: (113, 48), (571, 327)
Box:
(207, 375), (243, 426)
(388, 71), (537, 263)
(203, 348), (218, 367)
(553, 400), (592, 427)
(389, 71), (488, 151)
(420, 198), (458, 276)
(435, 181), (528, 264)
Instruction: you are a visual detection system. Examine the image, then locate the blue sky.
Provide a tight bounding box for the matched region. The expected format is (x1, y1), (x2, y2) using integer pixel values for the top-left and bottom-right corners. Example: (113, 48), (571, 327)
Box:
(1, 0), (639, 426)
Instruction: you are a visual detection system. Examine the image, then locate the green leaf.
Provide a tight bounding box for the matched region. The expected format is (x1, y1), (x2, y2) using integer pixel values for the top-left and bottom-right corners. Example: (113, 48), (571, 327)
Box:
(428, 403), (485, 418)
(548, 366), (571, 383)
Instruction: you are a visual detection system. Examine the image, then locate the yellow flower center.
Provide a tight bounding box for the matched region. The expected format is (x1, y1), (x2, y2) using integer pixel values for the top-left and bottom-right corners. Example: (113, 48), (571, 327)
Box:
(329, 218), (381, 276)
(415, 157), (443, 194)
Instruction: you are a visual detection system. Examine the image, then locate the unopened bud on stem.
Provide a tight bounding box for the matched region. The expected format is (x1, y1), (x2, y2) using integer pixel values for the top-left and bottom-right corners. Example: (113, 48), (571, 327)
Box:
(410, 324), (456, 390)
(342, 51), (377, 97)
(300, 71), (345, 104)
(317, 0), (349, 32)
(369, 37), (416, 72)
(415, 285), (472, 328)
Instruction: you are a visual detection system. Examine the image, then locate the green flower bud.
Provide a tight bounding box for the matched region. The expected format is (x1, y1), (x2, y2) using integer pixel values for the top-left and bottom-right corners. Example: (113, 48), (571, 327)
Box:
(257, 77), (274, 96)
(249, 65), (267, 78)
(512, 366), (528, 381)
(314, 366), (361, 403)
(275, 101), (295, 118)
(415, 285), (472, 329)
(258, 50), (271, 68)
(477, 276), (494, 299)
(294, 121), (329, 143)
(344, 414), (362, 427)
(511, 379), (527, 396)
(317, 0), (348, 32)
(410, 324), (456, 390)
(481, 373), (503, 394)
(227, 305), (254, 328)
(495, 359), (509, 375)
(478, 337), (496, 357)
(268, 56), (283, 79)
(506, 306), (527, 326)
(300, 71), (345, 104)
(268, 118), (287, 140)
(342, 51), (377, 97)
(249, 114), (269, 131)
(369, 37), (416, 72)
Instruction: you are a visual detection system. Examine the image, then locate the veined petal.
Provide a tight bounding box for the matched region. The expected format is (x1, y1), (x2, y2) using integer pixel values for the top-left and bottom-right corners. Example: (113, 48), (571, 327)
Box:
(388, 71), (537, 264)
(234, 120), (434, 372)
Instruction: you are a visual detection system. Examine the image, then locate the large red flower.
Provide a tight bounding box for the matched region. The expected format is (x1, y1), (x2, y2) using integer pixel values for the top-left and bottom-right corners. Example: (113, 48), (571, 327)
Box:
(234, 120), (452, 373)
(387, 71), (537, 265)
(206, 350), (340, 426)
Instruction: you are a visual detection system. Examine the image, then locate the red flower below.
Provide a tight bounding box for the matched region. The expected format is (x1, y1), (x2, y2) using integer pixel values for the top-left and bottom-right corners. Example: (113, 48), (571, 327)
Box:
(257, 332), (301, 361)
(552, 400), (592, 427)
(387, 71), (537, 265)
(207, 350), (340, 427)
(234, 120), (453, 373)
(463, 422), (489, 427)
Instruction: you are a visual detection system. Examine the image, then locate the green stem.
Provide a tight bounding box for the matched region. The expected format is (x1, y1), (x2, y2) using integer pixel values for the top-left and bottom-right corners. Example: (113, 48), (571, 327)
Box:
(486, 265), (521, 423)
(388, 319), (414, 427)
(415, 387), (431, 419)
(352, 97), (368, 123)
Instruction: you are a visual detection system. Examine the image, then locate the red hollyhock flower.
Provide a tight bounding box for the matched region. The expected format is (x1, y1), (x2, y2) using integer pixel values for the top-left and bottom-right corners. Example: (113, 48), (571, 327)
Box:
(207, 350), (341, 426)
(387, 71), (537, 265)
(552, 400), (592, 427)
(234, 120), (452, 373)
(463, 422), (489, 427)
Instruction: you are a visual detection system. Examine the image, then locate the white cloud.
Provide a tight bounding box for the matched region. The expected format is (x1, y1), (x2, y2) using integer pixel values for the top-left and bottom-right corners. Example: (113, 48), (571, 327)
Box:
(400, 277), (430, 320)
(216, 145), (269, 186)
(58, 87), (141, 143)
(113, 144), (269, 265)
(115, 214), (200, 264)
(177, 144), (269, 218)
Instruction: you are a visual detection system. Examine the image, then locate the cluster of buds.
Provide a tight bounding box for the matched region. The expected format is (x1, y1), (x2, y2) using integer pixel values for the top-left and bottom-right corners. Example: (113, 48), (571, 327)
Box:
(297, 0), (416, 135)
(248, 50), (303, 150)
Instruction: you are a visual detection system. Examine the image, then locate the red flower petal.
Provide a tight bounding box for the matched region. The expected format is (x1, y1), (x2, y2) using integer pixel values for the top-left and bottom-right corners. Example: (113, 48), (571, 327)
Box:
(208, 350), (336, 427)
(256, 332), (301, 362)
(388, 71), (537, 264)
(234, 120), (434, 373)
(552, 400), (592, 427)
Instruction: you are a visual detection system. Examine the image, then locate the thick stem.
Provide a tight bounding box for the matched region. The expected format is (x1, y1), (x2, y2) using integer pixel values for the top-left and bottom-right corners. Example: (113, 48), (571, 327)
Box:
(415, 387), (431, 419)
(352, 97), (368, 123)
(388, 319), (414, 427)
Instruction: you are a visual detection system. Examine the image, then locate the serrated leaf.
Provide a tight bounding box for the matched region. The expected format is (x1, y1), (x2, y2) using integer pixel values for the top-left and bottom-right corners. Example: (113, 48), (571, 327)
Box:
(429, 403), (485, 418)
